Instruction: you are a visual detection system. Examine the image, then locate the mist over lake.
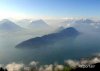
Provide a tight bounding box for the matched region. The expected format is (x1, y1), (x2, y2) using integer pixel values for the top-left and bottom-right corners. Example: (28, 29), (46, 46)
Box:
(0, 19), (100, 65)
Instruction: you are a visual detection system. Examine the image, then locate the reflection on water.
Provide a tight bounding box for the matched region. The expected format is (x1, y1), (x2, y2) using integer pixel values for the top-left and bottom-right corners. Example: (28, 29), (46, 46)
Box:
(0, 32), (100, 65)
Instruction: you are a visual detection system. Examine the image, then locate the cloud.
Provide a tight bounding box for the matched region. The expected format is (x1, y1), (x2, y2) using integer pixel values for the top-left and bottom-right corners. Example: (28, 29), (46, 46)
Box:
(29, 61), (39, 66)
(65, 54), (100, 68)
(65, 59), (79, 68)
(54, 64), (64, 71)
(43, 64), (53, 71)
(0, 54), (100, 71)
(6, 62), (24, 71)
(23, 67), (30, 71)
(89, 57), (100, 64)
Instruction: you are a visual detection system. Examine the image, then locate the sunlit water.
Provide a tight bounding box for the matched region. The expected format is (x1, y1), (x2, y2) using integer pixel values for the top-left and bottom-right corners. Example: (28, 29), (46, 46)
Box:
(0, 31), (100, 65)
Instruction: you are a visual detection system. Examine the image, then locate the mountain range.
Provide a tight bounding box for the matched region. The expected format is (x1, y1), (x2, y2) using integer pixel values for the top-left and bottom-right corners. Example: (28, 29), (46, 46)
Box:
(0, 18), (100, 33)
(28, 19), (51, 30)
(0, 19), (23, 32)
(60, 19), (100, 32)
(16, 27), (80, 48)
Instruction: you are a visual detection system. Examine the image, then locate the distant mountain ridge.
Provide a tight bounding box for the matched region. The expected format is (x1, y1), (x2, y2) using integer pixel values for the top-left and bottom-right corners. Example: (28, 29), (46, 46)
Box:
(16, 27), (80, 48)
(0, 19), (23, 31)
(28, 19), (51, 30)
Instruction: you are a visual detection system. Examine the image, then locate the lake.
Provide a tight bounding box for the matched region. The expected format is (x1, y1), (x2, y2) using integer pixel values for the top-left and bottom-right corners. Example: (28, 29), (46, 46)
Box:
(0, 31), (100, 65)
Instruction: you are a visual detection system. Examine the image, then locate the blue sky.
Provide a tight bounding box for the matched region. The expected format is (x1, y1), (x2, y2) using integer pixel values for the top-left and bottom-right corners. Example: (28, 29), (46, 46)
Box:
(0, 0), (100, 19)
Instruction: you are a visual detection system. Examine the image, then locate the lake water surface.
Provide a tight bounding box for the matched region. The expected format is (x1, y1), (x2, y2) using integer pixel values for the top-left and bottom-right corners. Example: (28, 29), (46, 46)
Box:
(0, 32), (100, 65)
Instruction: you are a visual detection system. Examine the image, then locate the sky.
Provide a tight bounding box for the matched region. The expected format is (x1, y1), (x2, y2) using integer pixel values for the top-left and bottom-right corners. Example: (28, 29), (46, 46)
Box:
(0, 0), (100, 19)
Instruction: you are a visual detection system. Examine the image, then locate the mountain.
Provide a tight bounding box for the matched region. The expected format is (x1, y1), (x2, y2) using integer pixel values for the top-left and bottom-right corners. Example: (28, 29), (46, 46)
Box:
(73, 19), (100, 33)
(59, 19), (100, 33)
(74, 19), (95, 24)
(16, 27), (80, 48)
(28, 19), (51, 30)
(0, 19), (23, 32)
